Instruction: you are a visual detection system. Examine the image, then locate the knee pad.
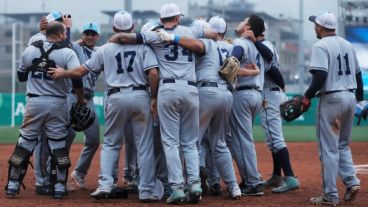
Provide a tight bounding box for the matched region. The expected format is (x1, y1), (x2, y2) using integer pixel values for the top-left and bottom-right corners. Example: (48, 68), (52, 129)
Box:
(8, 145), (32, 167)
(51, 148), (71, 169)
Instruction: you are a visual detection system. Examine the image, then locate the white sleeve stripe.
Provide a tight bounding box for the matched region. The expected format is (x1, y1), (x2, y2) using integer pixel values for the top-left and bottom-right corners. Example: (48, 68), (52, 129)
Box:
(83, 63), (92, 70)
(309, 67), (328, 72)
(144, 65), (159, 71)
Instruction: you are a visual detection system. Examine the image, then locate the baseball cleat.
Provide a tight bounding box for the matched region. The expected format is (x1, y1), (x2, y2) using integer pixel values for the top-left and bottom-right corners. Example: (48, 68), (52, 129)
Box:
(166, 188), (186, 204)
(272, 176), (299, 193)
(71, 170), (86, 190)
(344, 185), (360, 202)
(241, 184), (264, 196)
(35, 185), (53, 196)
(310, 194), (339, 206)
(262, 175), (282, 188)
(140, 195), (160, 203)
(90, 188), (111, 200)
(5, 188), (18, 198)
(53, 190), (67, 199)
(109, 187), (129, 199)
(228, 186), (241, 200)
(209, 183), (222, 196)
(199, 166), (209, 195)
(187, 182), (202, 204)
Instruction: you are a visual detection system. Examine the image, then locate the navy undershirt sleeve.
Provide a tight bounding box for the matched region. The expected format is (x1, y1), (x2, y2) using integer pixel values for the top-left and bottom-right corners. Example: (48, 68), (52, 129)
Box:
(304, 70), (328, 99)
(254, 40), (273, 63)
(231, 45), (244, 61)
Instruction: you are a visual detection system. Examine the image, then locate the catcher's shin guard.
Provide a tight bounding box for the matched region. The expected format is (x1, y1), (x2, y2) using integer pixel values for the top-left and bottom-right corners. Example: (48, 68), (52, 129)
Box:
(50, 147), (71, 188)
(5, 144), (33, 195)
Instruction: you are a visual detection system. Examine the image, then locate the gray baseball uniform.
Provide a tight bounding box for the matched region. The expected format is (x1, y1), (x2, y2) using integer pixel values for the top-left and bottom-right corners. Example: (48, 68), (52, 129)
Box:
(309, 35), (360, 200)
(28, 32), (51, 188)
(65, 42), (100, 180)
(229, 37), (265, 188)
(260, 40), (288, 152)
(84, 42), (158, 199)
(196, 38), (238, 190)
(7, 40), (80, 194)
(140, 25), (204, 189)
(201, 40), (232, 186)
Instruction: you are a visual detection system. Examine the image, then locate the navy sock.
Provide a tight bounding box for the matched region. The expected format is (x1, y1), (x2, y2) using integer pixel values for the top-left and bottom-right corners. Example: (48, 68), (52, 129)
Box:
(275, 147), (294, 177)
(272, 152), (281, 176)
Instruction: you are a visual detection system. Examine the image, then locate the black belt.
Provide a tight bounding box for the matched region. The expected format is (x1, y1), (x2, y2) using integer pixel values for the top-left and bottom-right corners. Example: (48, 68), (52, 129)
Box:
(162, 79), (196, 86)
(318, 89), (355, 96)
(198, 82), (232, 91)
(269, 87), (280, 92)
(71, 89), (94, 100)
(107, 86), (147, 96)
(236, 86), (261, 92)
(27, 93), (66, 99)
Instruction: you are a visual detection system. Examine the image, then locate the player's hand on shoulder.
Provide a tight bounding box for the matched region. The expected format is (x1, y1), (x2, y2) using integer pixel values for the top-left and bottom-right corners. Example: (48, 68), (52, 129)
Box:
(157, 29), (175, 42)
(48, 65), (66, 80)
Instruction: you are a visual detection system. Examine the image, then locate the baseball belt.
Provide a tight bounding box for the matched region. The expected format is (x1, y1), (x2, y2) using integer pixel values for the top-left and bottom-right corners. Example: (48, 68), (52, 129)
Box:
(107, 85), (147, 96)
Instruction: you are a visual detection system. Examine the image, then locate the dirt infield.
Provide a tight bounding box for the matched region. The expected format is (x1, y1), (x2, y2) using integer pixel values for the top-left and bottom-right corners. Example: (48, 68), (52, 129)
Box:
(0, 142), (367, 207)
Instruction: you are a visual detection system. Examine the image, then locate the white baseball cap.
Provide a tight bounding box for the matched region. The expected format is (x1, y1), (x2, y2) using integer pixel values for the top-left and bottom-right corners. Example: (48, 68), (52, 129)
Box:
(190, 19), (210, 30)
(114, 10), (133, 31)
(309, 11), (337, 29)
(160, 3), (183, 18)
(208, 16), (227, 33)
(46, 11), (63, 23)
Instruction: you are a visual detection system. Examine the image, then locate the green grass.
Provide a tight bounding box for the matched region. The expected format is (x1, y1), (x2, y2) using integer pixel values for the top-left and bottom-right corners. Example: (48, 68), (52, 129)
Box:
(0, 125), (367, 144)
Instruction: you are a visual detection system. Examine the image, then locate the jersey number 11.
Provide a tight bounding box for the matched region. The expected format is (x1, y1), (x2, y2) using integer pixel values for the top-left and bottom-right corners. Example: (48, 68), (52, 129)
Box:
(337, 53), (351, 76)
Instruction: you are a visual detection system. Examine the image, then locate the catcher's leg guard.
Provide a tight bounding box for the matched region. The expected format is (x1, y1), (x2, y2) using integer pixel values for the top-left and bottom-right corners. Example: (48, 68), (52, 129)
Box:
(5, 144), (33, 196)
(50, 147), (71, 184)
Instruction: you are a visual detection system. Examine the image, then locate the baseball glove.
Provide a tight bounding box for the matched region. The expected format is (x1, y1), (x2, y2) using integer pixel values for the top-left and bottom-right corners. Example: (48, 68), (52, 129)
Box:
(355, 101), (368, 126)
(280, 95), (311, 122)
(218, 56), (240, 89)
(70, 103), (96, 132)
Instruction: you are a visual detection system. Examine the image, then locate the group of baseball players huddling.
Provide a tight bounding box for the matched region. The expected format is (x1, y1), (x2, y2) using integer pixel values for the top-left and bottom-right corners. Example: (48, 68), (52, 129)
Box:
(5, 2), (367, 206)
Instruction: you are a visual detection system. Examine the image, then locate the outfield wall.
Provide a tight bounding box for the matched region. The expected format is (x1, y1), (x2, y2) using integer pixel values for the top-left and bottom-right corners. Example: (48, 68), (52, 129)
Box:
(0, 93), (367, 126)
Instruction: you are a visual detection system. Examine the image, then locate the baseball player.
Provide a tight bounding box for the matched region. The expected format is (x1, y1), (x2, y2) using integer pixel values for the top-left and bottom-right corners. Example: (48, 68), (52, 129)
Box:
(5, 22), (84, 199)
(158, 18), (261, 199)
(199, 17), (234, 196)
(229, 15), (267, 196)
(65, 22), (101, 190)
(304, 12), (362, 206)
(174, 18), (246, 199)
(28, 12), (74, 195)
(244, 19), (300, 193)
(108, 3), (218, 204)
(49, 10), (161, 202)
(141, 20), (171, 198)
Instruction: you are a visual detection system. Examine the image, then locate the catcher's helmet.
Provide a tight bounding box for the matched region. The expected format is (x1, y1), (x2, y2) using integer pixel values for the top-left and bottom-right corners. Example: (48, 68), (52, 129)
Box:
(70, 103), (96, 132)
